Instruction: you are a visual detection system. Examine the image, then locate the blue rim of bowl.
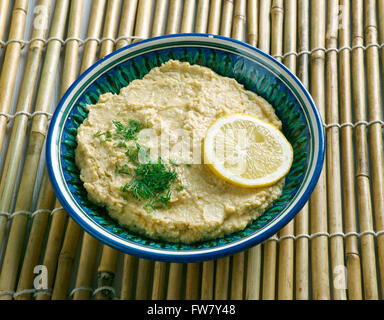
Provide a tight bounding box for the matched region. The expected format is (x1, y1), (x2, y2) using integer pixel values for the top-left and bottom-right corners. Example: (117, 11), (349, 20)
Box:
(47, 33), (325, 262)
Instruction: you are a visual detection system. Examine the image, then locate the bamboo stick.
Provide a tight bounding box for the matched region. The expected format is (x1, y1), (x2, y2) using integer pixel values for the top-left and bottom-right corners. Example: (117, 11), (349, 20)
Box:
(69, 181), (99, 295)
(351, 0), (379, 300)
(257, 0), (270, 52)
(73, 0), (121, 300)
(294, 227), (310, 302)
(245, 247), (262, 299)
(261, 0), (282, 300)
(220, 0), (233, 37)
(199, 1), (223, 300)
(294, 0), (309, 300)
(80, 0), (107, 71)
(207, 0), (222, 35)
(0, 0), (10, 46)
(180, 0), (195, 33)
(201, 259), (215, 299)
(34, 203), (68, 300)
(13, 169), (55, 300)
(132, 0), (153, 43)
(247, 0), (258, 46)
(166, 263), (184, 300)
(232, 0), (246, 41)
(0, 0), (28, 153)
(166, 0), (182, 35)
(120, 255), (136, 299)
(378, 0), (384, 298)
(270, 0), (283, 58)
(0, 0), (70, 301)
(195, 0), (209, 33)
(96, 243), (120, 300)
(380, 1), (384, 42)
(278, 0), (296, 300)
(325, 0), (347, 300)
(116, 0), (138, 49)
(185, 263), (200, 300)
(151, 261), (167, 300)
(380, 0), (384, 79)
(0, 0), (51, 250)
(135, 258), (153, 299)
(364, 0), (384, 296)
(281, 0), (296, 71)
(0, 0), (29, 249)
(93, 0), (122, 301)
(229, 0), (246, 301)
(214, 257), (230, 299)
(50, 209), (81, 300)
(35, 0), (85, 301)
(309, 0), (330, 300)
(258, 0), (271, 53)
(60, 0), (84, 92)
(99, 0), (121, 57)
(151, 0), (167, 37)
(231, 253), (244, 300)
(338, 0), (362, 300)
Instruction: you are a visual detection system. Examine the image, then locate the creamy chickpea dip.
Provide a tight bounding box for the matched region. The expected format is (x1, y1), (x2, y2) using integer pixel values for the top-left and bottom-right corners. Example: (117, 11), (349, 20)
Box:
(75, 60), (284, 243)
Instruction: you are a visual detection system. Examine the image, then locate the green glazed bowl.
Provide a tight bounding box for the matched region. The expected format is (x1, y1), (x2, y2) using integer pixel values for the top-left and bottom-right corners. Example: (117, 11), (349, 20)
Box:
(47, 34), (325, 262)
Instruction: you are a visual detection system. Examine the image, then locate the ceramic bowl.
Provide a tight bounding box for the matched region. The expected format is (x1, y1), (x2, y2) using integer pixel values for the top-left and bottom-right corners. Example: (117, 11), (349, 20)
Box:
(47, 34), (325, 262)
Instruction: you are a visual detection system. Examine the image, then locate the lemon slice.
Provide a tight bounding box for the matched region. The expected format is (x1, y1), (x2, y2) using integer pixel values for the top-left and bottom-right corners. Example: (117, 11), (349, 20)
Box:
(203, 113), (293, 188)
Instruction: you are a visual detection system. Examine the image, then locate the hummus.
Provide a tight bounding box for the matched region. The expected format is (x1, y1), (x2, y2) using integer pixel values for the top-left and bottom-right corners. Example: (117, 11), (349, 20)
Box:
(75, 60), (284, 243)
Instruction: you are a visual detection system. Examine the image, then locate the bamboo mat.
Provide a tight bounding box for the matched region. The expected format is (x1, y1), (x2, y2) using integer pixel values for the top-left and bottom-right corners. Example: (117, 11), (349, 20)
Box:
(0, 0), (383, 301)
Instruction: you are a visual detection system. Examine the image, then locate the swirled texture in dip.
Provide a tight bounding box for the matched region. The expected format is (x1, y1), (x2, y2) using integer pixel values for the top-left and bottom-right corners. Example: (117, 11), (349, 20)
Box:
(75, 60), (284, 243)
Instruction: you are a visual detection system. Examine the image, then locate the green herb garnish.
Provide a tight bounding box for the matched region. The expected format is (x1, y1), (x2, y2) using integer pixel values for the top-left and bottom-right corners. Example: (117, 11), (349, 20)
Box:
(120, 145), (177, 210)
(112, 119), (142, 141)
(93, 130), (103, 138)
(115, 163), (131, 175)
(144, 191), (172, 210)
(125, 145), (139, 164)
(116, 141), (127, 148)
(93, 129), (112, 144)
(94, 119), (183, 211)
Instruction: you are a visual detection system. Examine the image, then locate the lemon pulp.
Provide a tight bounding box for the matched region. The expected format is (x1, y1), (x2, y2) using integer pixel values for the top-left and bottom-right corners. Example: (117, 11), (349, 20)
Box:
(203, 113), (293, 188)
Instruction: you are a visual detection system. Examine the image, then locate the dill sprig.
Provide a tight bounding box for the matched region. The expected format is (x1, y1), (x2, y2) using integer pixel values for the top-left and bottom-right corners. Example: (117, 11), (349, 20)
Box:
(93, 129), (112, 144)
(115, 163), (131, 175)
(112, 119), (142, 141)
(94, 118), (182, 211)
(93, 120), (142, 144)
(144, 191), (172, 210)
(120, 143), (177, 210)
